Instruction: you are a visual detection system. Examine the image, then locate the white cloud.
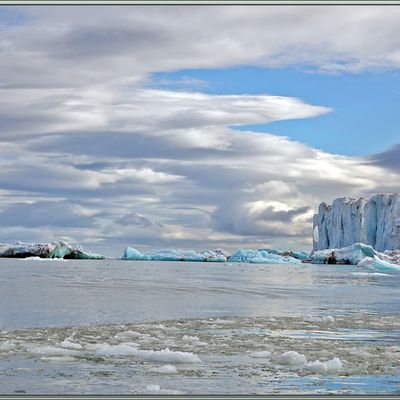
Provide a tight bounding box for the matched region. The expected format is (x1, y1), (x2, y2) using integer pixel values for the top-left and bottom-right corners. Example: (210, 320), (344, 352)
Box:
(0, 5), (399, 255)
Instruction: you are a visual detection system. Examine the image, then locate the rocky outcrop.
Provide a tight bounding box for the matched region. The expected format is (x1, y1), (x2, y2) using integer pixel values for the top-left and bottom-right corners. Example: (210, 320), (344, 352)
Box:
(313, 194), (400, 252)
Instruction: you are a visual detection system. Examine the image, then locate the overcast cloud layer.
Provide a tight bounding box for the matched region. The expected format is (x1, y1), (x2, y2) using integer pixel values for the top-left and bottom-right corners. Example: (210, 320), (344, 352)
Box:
(0, 5), (399, 255)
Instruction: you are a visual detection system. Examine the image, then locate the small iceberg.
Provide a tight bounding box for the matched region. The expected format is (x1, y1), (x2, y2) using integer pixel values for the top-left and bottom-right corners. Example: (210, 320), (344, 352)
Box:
(357, 256), (400, 271)
(122, 247), (229, 262)
(0, 241), (104, 260)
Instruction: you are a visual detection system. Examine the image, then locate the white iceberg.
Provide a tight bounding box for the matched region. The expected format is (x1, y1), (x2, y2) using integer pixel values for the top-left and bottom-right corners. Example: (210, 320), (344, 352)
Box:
(228, 249), (301, 264)
(0, 241), (104, 260)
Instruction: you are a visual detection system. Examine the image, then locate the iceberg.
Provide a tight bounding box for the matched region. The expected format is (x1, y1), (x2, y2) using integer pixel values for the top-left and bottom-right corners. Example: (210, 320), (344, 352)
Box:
(122, 247), (230, 262)
(357, 256), (400, 271)
(122, 247), (302, 264)
(263, 248), (310, 261)
(0, 241), (104, 260)
(313, 194), (400, 252)
(228, 249), (301, 264)
(310, 243), (378, 265)
(310, 242), (400, 270)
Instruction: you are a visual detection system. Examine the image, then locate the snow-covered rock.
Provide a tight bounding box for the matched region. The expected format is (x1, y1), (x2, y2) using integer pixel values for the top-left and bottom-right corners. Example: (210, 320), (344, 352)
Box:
(313, 194), (400, 251)
(0, 241), (104, 259)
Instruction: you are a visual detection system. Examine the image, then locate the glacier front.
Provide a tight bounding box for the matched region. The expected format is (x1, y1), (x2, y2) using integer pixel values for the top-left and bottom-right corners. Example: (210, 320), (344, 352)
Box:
(313, 194), (400, 252)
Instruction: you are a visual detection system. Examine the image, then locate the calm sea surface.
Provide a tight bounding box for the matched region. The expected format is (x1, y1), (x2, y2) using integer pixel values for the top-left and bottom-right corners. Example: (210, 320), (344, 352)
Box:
(0, 259), (399, 394)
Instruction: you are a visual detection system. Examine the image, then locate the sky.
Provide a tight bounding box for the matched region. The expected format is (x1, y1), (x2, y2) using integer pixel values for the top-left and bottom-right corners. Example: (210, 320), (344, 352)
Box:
(0, 5), (399, 256)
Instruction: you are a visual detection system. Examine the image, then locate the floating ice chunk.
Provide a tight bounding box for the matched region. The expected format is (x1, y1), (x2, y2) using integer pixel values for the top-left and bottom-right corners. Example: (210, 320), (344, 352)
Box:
(350, 271), (391, 277)
(357, 256), (400, 271)
(27, 345), (79, 356)
(40, 355), (76, 362)
(182, 335), (200, 342)
(147, 384), (160, 392)
(305, 357), (343, 373)
(0, 340), (15, 351)
(276, 351), (307, 367)
(250, 350), (271, 358)
(95, 344), (200, 363)
(60, 339), (82, 350)
(181, 335), (207, 346)
(149, 365), (178, 374)
(228, 249), (301, 264)
(114, 331), (143, 340)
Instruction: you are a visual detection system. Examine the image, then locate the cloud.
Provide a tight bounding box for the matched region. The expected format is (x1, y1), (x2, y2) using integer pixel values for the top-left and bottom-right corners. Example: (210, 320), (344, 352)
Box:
(0, 6), (399, 255)
(366, 143), (400, 172)
(0, 200), (99, 228)
(1, 5), (400, 93)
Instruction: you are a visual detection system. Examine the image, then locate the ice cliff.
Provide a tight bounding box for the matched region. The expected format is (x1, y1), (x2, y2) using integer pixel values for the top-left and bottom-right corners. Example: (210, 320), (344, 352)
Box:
(313, 194), (400, 252)
(0, 241), (105, 259)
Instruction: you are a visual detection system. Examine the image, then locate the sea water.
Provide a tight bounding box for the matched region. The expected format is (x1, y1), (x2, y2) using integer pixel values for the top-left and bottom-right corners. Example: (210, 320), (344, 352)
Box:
(0, 259), (399, 394)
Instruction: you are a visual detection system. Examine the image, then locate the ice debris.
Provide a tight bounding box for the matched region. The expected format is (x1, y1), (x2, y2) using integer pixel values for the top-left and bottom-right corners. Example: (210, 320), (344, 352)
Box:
(313, 194), (400, 251)
(0, 241), (104, 260)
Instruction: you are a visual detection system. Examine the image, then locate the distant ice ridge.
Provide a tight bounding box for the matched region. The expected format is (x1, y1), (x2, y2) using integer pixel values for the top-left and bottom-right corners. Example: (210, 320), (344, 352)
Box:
(310, 243), (400, 271)
(313, 194), (400, 252)
(122, 247), (306, 264)
(0, 241), (104, 260)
